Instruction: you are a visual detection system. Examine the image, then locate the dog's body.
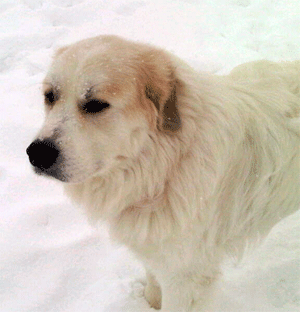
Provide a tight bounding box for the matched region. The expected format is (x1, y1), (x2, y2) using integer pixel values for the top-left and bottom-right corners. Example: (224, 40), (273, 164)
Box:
(27, 36), (300, 311)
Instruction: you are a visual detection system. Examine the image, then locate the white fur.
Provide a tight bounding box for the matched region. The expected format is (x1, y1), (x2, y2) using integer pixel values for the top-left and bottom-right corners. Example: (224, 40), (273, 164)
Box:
(37, 36), (299, 311)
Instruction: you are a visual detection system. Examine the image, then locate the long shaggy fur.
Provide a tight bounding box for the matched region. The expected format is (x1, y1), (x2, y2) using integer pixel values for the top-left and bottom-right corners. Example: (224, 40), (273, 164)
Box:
(30, 36), (300, 311)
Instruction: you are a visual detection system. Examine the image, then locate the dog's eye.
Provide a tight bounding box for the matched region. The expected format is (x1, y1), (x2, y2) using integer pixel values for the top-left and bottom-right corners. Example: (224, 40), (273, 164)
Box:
(44, 90), (59, 105)
(81, 99), (110, 114)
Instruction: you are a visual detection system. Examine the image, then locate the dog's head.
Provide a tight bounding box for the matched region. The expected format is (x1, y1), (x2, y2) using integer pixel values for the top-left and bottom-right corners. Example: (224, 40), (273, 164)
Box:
(26, 35), (181, 183)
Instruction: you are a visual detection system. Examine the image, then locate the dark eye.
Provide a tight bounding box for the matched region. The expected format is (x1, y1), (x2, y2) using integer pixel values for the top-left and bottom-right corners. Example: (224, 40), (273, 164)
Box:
(81, 99), (110, 114)
(44, 90), (59, 105)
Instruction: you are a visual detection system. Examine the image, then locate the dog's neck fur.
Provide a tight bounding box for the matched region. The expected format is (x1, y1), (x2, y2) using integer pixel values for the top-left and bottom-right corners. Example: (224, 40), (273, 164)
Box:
(64, 125), (195, 246)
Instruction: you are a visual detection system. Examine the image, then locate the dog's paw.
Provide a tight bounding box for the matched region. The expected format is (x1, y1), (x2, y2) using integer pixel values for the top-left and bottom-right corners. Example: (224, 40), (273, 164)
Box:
(144, 280), (162, 310)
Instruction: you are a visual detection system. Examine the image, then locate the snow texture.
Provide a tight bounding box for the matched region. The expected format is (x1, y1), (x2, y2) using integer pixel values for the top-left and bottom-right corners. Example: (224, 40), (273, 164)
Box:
(0, 0), (299, 311)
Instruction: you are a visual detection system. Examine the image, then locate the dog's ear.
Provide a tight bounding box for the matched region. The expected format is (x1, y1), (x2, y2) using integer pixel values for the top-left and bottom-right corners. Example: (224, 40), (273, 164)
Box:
(143, 52), (181, 133)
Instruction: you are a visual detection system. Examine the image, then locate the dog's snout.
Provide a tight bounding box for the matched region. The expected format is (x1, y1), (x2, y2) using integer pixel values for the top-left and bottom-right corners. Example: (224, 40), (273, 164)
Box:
(26, 139), (60, 170)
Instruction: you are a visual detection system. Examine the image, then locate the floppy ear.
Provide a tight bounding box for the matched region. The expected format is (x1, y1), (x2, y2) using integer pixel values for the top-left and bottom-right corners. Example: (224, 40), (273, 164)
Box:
(143, 53), (181, 133)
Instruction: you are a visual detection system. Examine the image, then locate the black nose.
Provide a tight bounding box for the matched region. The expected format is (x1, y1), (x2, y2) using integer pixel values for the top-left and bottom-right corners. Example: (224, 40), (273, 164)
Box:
(26, 139), (60, 170)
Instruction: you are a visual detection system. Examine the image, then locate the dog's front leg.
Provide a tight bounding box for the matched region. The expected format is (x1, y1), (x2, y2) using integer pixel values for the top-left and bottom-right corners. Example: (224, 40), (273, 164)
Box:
(160, 272), (218, 312)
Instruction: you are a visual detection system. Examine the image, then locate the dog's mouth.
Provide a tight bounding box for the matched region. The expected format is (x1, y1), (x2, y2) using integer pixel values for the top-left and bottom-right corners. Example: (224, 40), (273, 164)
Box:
(34, 165), (68, 182)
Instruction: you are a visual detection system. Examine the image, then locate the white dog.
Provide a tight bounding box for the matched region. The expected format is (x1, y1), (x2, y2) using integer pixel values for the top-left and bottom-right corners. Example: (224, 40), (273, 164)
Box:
(27, 35), (300, 311)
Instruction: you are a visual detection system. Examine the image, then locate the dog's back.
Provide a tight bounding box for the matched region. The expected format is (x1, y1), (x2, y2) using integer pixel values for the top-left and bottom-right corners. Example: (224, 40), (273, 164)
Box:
(229, 60), (300, 99)
(220, 60), (300, 249)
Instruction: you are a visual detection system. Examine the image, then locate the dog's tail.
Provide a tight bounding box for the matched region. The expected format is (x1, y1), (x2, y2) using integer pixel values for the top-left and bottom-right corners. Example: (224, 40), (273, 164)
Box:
(229, 60), (300, 97)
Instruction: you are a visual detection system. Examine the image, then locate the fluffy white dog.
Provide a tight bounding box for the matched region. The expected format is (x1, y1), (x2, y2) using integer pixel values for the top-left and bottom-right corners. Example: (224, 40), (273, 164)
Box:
(27, 35), (300, 311)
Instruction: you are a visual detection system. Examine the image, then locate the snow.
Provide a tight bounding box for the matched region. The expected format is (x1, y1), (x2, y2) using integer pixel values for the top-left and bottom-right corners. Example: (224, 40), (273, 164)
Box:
(0, 0), (299, 311)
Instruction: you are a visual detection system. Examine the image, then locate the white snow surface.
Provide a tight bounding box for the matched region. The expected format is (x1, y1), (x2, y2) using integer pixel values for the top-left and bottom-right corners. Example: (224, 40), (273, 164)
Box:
(0, 0), (299, 311)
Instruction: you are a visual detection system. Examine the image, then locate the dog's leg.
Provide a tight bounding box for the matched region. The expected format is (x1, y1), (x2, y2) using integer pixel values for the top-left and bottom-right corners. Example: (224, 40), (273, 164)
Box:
(144, 270), (162, 310)
(160, 271), (219, 312)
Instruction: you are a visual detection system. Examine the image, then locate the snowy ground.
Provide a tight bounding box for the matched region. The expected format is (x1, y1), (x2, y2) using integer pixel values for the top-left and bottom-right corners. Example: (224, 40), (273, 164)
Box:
(0, 0), (299, 311)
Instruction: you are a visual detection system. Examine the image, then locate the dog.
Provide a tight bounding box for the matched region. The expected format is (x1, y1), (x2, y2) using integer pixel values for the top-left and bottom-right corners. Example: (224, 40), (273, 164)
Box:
(26, 35), (300, 311)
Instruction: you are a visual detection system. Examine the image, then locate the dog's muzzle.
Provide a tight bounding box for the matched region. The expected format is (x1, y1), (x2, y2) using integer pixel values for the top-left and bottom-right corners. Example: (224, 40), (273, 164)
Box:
(26, 138), (67, 181)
